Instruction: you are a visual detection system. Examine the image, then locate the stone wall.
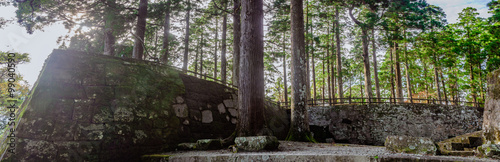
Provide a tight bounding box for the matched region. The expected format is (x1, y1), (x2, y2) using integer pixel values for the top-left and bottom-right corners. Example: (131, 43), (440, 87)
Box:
(484, 69), (500, 144)
(309, 104), (483, 146)
(3, 50), (288, 161)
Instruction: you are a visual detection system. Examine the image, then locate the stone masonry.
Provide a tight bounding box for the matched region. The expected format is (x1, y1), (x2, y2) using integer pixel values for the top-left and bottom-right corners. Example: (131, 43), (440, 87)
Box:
(2, 50), (288, 161)
(309, 104), (483, 145)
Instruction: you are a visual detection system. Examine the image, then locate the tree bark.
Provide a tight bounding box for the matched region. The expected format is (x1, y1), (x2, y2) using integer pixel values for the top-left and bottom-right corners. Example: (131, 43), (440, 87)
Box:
(238, 0), (265, 136)
(195, 35), (200, 75)
(311, 27), (316, 101)
(221, 0), (228, 83)
(470, 65), (476, 106)
(335, 6), (343, 103)
(390, 44), (396, 103)
(440, 71), (448, 105)
(182, 0), (191, 72)
(403, 34), (413, 103)
(361, 29), (373, 102)
(104, 0), (116, 56)
(327, 25), (331, 104)
(283, 33), (288, 107)
(232, 0), (241, 86)
(394, 42), (403, 103)
(322, 52), (325, 101)
(214, 17), (219, 78)
(132, 0), (148, 60)
(161, 0), (171, 63)
(200, 34), (204, 78)
(434, 59), (442, 103)
(305, 0), (310, 102)
(371, 29), (380, 102)
(287, 0), (313, 142)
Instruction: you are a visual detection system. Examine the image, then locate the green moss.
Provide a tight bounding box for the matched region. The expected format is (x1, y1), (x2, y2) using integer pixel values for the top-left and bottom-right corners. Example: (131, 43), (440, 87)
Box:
(285, 130), (317, 143)
(141, 154), (171, 158)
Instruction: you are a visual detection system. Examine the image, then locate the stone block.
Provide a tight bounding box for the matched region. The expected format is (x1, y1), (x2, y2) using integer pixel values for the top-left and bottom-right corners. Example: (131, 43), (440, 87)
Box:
(385, 135), (437, 155)
(196, 139), (223, 150)
(235, 136), (280, 151)
(73, 99), (93, 123)
(113, 107), (135, 122)
(176, 96), (185, 104)
(228, 108), (238, 117)
(92, 106), (113, 124)
(173, 104), (188, 118)
(177, 143), (198, 150)
(201, 110), (213, 123)
(223, 99), (235, 108)
(217, 103), (226, 114)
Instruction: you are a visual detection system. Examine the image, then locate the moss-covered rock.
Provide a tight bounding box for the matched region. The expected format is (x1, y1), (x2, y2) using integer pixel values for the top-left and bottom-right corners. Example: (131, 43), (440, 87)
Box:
(476, 143), (500, 159)
(196, 139), (224, 150)
(235, 136), (280, 151)
(385, 135), (437, 155)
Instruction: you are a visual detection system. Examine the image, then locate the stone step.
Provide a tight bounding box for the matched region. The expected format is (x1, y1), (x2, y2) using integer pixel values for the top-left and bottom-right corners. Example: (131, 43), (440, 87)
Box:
(437, 131), (483, 154)
(440, 150), (475, 156)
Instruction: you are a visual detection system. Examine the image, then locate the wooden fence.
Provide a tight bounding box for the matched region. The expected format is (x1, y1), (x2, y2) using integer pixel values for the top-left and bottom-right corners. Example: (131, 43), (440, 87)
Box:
(277, 97), (484, 109)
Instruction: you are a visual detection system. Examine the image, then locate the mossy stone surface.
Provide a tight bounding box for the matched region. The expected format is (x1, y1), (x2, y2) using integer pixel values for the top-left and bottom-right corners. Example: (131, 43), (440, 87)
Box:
(385, 135), (437, 155)
(235, 136), (280, 151)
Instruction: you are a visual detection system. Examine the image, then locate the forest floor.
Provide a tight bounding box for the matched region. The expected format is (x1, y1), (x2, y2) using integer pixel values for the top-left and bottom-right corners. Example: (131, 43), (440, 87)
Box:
(149, 141), (498, 161)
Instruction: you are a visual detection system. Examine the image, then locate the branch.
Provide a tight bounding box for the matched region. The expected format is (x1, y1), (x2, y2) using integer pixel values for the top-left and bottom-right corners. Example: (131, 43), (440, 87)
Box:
(348, 5), (361, 26)
(211, 0), (233, 15)
(99, 0), (137, 12)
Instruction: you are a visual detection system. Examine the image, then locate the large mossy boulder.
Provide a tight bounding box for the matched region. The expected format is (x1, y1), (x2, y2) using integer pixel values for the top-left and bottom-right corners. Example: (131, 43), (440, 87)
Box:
(235, 136), (280, 151)
(385, 136), (437, 155)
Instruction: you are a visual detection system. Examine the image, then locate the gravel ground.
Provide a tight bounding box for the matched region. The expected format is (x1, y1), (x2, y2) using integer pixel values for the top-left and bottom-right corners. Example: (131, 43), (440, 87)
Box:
(160, 141), (498, 162)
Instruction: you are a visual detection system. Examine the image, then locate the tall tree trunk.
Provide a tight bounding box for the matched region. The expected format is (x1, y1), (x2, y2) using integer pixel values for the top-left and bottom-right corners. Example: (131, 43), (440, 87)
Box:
(221, 0), (228, 83)
(200, 34), (204, 78)
(214, 17), (219, 78)
(182, 0), (191, 72)
(371, 29), (380, 102)
(104, 0), (116, 56)
(479, 64), (484, 103)
(195, 35), (200, 75)
(440, 71), (448, 105)
(361, 29), (373, 102)
(287, 0), (313, 142)
(394, 42), (403, 103)
(132, 0), (148, 60)
(470, 65), (476, 106)
(322, 54), (325, 101)
(238, 0), (265, 136)
(404, 51), (412, 103)
(335, 6), (343, 103)
(305, 0), (310, 102)
(331, 29), (336, 104)
(390, 45), (396, 103)
(403, 29), (412, 103)
(327, 25), (331, 104)
(423, 58), (429, 100)
(433, 59), (442, 103)
(311, 27), (316, 101)
(283, 33), (288, 107)
(232, 0), (241, 86)
(161, 0), (171, 63)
